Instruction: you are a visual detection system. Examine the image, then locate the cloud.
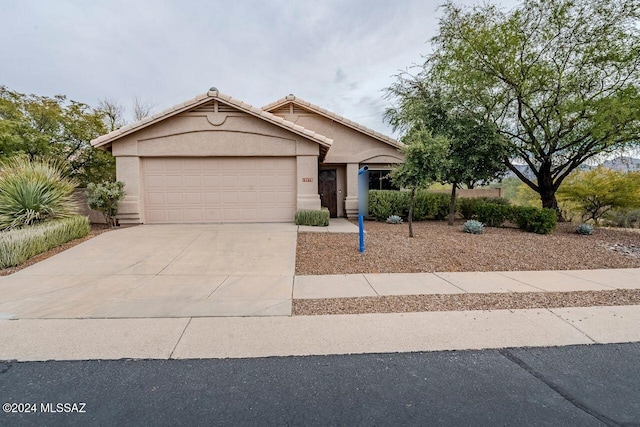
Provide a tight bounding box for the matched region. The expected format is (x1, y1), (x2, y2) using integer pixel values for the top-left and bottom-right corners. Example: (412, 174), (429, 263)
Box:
(0, 0), (519, 136)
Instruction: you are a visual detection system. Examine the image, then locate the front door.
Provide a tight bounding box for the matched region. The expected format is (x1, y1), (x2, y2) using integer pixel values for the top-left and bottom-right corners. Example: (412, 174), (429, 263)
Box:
(318, 169), (337, 218)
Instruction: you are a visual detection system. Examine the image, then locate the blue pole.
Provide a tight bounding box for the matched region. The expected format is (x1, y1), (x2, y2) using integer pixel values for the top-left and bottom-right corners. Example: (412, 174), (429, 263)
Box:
(358, 214), (365, 253)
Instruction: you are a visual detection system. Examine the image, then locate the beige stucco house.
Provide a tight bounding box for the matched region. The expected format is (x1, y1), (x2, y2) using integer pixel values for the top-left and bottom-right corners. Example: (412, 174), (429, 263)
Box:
(91, 89), (403, 224)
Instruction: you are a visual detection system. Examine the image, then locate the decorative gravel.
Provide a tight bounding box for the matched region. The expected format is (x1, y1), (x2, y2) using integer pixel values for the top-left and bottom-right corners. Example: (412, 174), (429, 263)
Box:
(296, 220), (640, 275)
(293, 289), (640, 316)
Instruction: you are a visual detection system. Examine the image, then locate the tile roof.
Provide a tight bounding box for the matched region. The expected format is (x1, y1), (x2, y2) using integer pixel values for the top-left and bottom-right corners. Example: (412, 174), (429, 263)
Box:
(91, 89), (333, 149)
(262, 95), (403, 149)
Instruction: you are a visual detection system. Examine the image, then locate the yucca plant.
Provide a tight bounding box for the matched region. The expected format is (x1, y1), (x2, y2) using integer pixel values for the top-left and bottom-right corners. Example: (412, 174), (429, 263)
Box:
(0, 156), (79, 230)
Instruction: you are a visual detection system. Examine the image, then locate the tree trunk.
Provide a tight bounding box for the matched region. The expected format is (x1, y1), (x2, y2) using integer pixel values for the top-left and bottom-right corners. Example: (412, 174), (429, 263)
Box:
(448, 183), (457, 226)
(408, 187), (415, 238)
(538, 164), (562, 219)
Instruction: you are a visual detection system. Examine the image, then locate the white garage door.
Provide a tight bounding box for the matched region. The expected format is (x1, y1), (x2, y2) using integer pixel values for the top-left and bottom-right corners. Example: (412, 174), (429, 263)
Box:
(143, 157), (296, 223)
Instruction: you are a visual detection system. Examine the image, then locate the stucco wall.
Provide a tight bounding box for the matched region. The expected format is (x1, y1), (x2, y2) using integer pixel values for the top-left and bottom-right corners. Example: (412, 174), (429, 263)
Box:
(277, 112), (403, 165)
(109, 108), (321, 223)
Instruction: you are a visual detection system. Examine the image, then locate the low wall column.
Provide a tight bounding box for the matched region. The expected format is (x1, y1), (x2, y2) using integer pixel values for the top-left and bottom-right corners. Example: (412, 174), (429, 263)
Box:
(115, 156), (142, 224)
(296, 155), (321, 212)
(344, 163), (359, 218)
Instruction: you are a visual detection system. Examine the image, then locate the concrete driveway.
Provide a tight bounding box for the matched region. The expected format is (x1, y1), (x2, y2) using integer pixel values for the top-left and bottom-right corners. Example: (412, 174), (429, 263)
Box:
(0, 224), (297, 319)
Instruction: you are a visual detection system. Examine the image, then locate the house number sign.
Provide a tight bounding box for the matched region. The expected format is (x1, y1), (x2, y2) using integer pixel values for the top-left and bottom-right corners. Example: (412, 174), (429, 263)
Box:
(302, 177), (313, 182)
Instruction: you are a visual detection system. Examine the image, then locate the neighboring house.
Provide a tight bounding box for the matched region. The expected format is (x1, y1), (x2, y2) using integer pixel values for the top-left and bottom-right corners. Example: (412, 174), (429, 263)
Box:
(91, 89), (403, 224)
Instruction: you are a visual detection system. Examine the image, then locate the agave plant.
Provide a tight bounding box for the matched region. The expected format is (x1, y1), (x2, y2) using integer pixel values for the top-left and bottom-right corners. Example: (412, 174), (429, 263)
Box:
(463, 219), (484, 234)
(0, 156), (79, 230)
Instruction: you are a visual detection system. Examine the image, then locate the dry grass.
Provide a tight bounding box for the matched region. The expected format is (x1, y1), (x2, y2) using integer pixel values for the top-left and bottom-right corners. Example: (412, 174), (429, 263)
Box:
(296, 220), (640, 275)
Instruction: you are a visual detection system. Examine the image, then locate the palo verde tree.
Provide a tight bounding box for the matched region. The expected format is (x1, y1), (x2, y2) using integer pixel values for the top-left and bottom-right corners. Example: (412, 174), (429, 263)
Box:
(396, 0), (640, 213)
(557, 168), (640, 224)
(386, 86), (510, 225)
(391, 128), (449, 237)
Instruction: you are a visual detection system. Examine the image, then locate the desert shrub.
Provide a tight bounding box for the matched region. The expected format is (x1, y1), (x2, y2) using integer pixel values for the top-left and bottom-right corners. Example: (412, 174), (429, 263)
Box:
(86, 181), (125, 227)
(475, 202), (512, 227)
(603, 209), (640, 228)
(459, 197), (510, 219)
(295, 208), (330, 226)
(576, 223), (594, 235)
(369, 190), (409, 221)
(557, 168), (640, 224)
(511, 206), (557, 234)
(0, 215), (90, 269)
(386, 215), (403, 224)
(369, 190), (452, 221)
(459, 198), (480, 219)
(426, 192), (451, 220)
(0, 156), (79, 230)
(462, 219), (484, 234)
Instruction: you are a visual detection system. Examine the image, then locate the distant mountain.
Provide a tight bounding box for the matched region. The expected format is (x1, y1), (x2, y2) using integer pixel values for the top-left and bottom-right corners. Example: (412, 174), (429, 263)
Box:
(504, 156), (640, 179)
(601, 156), (640, 171)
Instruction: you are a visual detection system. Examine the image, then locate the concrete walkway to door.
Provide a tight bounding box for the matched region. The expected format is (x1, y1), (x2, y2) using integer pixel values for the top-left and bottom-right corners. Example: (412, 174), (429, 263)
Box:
(0, 224), (297, 319)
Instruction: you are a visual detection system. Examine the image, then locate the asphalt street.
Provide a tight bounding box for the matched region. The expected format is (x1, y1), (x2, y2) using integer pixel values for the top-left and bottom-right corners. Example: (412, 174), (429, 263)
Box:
(1, 343), (638, 426)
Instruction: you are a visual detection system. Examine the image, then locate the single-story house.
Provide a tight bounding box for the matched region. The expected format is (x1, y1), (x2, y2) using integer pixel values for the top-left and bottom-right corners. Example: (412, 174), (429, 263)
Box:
(91, 88), (404, 224)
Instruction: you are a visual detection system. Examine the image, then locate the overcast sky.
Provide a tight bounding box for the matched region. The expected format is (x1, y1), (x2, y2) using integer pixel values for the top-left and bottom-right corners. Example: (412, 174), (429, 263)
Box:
(0, 0), (519, 136)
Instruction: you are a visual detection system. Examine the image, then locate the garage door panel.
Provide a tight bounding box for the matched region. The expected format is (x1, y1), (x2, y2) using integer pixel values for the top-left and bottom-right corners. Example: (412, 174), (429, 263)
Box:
(166, 210), (184, 221)
(184, 175), (201, 187)
(204, 192), (220, 203)
(147, 210), (166, 222)
(166, 193), (183, 204)
(203, 176), (219, 187)
(165, 176), (183, 187)
(146, 175), (165, 188)
(147, 192), (164, 204)
(144, 157), (296, 223)
(185, 193), (202, 204)
(185, 209), (203, 221)
(164, 159), (183, 171)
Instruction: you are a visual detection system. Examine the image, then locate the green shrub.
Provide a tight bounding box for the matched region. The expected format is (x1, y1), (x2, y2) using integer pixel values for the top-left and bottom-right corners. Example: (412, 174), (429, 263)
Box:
(459, 197), (510, 219)
(0, 216), (90, 269)
(368, 190), (451, 221)
(511, 206), (557, 234)
(86, 181), (126, 227)
(476, 202), (511, 227)
(425, 192), (451, 220)
(369, 190), (408, 221)
(295, 208), (330, 226)
(462, 219), (484, 234)
(0, 156), (79, 231)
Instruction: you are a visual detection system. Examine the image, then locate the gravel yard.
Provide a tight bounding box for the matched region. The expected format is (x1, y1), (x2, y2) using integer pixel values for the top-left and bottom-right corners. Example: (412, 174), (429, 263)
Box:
(296, 220), (640, 275)
(293, 289), (640, 316)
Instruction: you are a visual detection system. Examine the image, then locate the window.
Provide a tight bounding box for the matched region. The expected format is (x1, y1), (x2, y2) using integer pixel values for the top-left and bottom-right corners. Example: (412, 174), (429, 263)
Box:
(368, 170), (399, 190)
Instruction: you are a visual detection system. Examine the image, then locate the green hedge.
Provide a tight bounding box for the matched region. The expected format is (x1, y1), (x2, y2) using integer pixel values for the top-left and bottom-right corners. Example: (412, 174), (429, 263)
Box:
(476, 203), (511, 227)
(369, 190), (557, 234)
(459, 197), (510, 220)
(369, 190), (450, 221)
(295, 208), (330, 226)
(511, 206), (557, 234)
(0, 215), (90, 269)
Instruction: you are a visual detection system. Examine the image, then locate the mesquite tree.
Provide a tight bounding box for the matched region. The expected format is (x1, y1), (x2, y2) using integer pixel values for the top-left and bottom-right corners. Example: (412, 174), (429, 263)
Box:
(386, 86), (509, 225)
(392, 0), (640, 212)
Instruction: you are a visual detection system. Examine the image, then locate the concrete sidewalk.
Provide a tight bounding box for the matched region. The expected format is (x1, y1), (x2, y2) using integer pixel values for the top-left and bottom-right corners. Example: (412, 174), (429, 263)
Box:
(293, 268), (640, 299)
(0, 266), (638, 360)
(0, 304), (639, 361)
